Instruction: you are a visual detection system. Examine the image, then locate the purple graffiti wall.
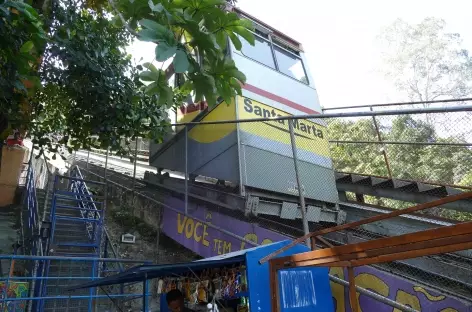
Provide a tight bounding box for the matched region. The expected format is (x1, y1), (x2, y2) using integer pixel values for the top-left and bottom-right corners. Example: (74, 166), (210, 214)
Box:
(162, 197), (472, 311)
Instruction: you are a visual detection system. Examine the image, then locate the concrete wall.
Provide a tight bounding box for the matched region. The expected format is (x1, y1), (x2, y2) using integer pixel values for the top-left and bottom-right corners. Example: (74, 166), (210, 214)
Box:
(0, 146), (27, 207)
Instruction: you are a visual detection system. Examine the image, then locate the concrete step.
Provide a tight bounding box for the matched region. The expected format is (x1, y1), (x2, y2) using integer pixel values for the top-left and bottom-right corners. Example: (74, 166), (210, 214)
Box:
(54, 229), (88, 235)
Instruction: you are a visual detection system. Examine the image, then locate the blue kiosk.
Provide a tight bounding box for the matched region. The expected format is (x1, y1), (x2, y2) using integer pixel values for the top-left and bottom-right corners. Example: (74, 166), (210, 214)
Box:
(69, 241), (333, 311)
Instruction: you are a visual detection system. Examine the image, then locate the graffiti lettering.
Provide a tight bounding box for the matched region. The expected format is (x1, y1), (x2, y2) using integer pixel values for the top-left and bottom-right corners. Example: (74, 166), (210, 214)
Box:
(213, 239), (232, 255)
(393, 290), (420, 312)
(0, 282), (28, 312)
(240, 233), (273, 250)
(165, 200), (469, 312)
(177, 214), (210, 247)
(328, 268), (467, 311)
(355, 273), (389, 312)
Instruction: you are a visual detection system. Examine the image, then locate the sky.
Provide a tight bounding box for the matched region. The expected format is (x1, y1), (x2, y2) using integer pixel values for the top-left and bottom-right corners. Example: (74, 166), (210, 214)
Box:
(128, 0), (472, 109)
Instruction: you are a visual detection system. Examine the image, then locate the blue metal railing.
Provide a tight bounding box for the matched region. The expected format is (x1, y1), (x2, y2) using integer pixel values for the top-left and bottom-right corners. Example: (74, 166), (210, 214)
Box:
(40, 169), (106, 311)
(24, 165), (41, 256)
(0, 255), (151, 311)
(69, 166), (102, 246)
(10, 160), (151, 311)
(35, 164), (137, 311)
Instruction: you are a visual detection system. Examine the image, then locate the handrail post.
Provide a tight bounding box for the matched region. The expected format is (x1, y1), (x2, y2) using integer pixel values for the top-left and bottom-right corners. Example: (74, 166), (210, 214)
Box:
(104, 148), (109, 180)
(288, 119), (310, 248)
(142, 273), (149, 312)
(184, 125), (188, 215)
(132, 137), (138, 195)
(347, 266), (359, 312)
(370, 106), (392, 178)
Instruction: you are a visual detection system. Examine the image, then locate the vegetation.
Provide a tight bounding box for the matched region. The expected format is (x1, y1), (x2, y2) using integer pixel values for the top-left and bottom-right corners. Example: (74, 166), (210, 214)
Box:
(378, 17), (472, 103)
(328, 18), (472, 220)
(328, 114), (472, 221)
(1, 0), (254, 158)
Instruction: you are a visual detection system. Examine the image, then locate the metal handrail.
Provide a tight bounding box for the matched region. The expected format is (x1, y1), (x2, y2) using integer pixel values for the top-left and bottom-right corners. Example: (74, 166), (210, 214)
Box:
(24, 166), (41, 256)
(0, 254), (150, 310)
(69, 165), (123, 271)
(260, 191), (472, 264)
(70, 166), (101, 242)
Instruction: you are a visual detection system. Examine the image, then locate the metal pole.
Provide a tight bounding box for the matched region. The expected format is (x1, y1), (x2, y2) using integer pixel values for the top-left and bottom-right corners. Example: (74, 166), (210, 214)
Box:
(370, 106), (392, 178)
(329, 140), (472, 147)
(86, 150), (90, 169)
(142, 273), (149, 312)
(132, 138), (138, 192)
(104, 148), (109, 180)
(322, 96), (472, 111)
(329, 275), (419, 312)
(170, 104), (472, 127)
(184, 125), (188, 215)
(288, 120), (310, 248)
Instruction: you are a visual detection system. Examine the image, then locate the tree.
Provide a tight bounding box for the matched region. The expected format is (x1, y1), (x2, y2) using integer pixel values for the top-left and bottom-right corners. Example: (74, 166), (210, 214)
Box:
(327, 115), (472, 219)
(1, 0), (255, 158)
(0, 1), (46, 137)
(378, 17), (472, 103)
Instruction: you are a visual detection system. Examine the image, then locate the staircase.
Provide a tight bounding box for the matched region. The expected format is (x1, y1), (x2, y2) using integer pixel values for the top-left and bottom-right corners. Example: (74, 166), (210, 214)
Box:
(38, 167), (106, 312)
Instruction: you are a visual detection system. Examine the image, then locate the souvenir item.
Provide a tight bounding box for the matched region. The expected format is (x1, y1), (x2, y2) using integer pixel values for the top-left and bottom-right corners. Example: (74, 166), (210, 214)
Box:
(198, 281), (208, 303)
(190, 282), (198, 304)
(184, 279), (192, 301)
(157, 279), (164, 294)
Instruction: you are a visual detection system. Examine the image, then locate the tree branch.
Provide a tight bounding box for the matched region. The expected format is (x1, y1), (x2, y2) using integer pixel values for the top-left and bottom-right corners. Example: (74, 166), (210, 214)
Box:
(108, 0), (139, 37)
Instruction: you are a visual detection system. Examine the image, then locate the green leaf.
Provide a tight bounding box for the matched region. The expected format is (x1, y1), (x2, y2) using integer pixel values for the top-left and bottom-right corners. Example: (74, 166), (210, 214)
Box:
(143, 62), (159, 74)
(137, 29), (160, 42)
(179, 80), (193, 95)
(139, 71), (157, 82)
(139, 19), (171, 37)
(155, 42), (177, 62)
(158, 86), (173, 106)
(228, 69), (246, 83)
(20, 41), (34, 53)
(173, 49), (189, 73)
(203, 0), (226, 6)
(215, 31), (227, 50)
(231, 26), (255, 46)
(227, 32), (242, 51)
(230, 78), (242, 95)
(148, 0), (164, 12)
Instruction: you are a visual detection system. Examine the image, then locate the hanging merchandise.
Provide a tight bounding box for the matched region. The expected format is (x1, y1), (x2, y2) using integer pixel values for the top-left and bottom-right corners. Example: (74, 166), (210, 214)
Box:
(198, 280), (208, 303)
(190, 282), (199, 304)
(184, 279), (192, 301)
(157, 264), (250, 308)
(240, 266), (248, 292)
(157, 279), (164, 294)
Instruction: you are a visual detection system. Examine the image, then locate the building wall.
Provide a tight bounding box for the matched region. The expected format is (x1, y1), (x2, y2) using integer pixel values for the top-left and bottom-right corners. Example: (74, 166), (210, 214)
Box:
(0, 146), (27, 207)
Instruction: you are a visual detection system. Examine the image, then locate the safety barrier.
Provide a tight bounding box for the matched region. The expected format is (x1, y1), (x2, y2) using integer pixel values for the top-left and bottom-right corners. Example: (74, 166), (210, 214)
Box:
(23, 165), (41, 257)
(0, 255), (150, 312)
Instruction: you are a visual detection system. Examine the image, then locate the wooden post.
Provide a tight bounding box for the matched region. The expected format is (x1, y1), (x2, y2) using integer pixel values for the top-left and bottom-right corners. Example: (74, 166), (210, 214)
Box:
(311, 237), (316, 250)
(347, 266), (359, 312)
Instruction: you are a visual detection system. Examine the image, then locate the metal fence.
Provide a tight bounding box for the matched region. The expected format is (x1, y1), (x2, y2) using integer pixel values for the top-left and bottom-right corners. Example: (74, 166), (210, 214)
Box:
(0, 255), (149, 312)
(64, 157), (472, 311)
(64, 101), (472, 311)
(323, 102), (472, 181)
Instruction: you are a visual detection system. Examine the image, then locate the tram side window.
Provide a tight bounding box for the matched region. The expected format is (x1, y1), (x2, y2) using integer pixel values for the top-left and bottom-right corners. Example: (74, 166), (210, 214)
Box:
(273, 45), (308, 83)
(240, 33), (276, 69)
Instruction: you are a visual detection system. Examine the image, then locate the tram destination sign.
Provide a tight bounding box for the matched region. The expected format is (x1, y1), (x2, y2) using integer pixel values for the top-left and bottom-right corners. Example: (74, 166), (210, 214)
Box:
(238, 96), (331, 159)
